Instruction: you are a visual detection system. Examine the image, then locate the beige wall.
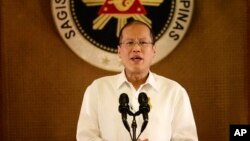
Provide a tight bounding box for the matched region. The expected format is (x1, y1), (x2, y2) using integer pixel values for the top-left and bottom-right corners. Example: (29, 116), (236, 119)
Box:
(1, 0), (249, 141)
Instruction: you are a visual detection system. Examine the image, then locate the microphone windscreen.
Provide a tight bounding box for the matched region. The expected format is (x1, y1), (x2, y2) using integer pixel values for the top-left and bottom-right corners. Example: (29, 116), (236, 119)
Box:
(119, 93), (129, 104)
(138, 92), (148, 105)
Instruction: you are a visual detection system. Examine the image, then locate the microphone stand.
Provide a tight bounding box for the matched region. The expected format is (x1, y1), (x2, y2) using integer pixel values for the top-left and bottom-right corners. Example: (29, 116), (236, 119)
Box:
(127, 110), (141, 141)
(131, 114), (137, 141)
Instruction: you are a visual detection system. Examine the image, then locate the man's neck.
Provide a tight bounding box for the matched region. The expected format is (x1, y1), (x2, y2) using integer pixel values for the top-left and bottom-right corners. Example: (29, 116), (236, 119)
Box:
(125, 70), (149, 90)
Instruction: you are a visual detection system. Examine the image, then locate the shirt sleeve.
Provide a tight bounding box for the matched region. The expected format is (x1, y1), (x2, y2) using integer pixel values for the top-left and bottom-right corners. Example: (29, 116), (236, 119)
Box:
(76, 83), (104, 141)
(171, 87), (199, 141)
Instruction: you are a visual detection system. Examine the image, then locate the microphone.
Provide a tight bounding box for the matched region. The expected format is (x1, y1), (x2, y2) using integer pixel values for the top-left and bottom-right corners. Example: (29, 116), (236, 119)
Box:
(119, 93), (130, 132)
(138, 92), (150, 133)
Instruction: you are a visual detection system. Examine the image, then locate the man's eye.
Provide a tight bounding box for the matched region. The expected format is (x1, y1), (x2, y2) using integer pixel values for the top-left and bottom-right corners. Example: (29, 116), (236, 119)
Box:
(126, 42), (134, 45)
(139, 41), (147, 45)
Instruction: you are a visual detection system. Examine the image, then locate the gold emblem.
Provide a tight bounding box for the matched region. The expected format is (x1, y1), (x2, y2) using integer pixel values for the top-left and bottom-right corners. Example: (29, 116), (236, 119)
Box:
(82, 0), (163, 36)
(52, 0), (194, 71)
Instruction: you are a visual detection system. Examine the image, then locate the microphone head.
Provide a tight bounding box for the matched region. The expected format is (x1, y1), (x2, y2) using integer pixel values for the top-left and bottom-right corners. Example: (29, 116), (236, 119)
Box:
(119, 93), (129, 113)
(118, 93), (131, 133)
(138, 92), (150, 133)
(138, 92), (150, 112)
(119, 93), (129, 104)
(138, 92), (148, 105)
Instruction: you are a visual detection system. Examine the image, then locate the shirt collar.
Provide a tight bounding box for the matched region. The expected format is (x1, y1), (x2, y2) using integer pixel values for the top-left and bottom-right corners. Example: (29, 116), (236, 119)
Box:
(116, 70), (129, 89)
(116, 70), (160, 92)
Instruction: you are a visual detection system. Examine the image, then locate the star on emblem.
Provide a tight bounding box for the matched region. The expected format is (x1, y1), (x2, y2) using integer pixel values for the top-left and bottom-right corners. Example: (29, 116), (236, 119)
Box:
(102, 56), (110, 65)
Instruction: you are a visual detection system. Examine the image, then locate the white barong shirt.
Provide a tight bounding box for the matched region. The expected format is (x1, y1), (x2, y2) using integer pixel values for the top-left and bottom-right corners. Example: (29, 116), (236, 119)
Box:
(77, 71), (198, 141)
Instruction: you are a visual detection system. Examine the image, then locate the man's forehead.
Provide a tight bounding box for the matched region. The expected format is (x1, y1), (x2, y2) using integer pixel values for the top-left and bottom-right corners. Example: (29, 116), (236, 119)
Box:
(122, 25), (151, 35)
(119, 22), (152, 41)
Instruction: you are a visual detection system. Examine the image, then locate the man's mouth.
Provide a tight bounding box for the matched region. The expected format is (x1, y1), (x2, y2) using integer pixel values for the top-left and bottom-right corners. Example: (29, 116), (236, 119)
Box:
(130, 55), (143, 62)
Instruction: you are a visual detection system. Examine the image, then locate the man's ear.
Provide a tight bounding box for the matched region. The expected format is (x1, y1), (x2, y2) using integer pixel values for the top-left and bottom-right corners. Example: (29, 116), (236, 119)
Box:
(117, 45), (121, 58)
(152, 45), (157, 57)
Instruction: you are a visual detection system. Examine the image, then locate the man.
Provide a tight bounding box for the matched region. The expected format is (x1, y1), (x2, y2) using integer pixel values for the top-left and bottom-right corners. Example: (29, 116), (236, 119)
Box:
(77, 20), (198, 141)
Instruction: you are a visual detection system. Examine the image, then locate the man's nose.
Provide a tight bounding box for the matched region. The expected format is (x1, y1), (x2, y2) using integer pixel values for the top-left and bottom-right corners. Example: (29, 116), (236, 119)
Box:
(132, 43), (141, 52)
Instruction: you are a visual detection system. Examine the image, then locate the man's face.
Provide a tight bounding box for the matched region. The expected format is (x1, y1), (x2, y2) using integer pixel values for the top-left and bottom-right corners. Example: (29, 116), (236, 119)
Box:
(118, 23), (156, 74)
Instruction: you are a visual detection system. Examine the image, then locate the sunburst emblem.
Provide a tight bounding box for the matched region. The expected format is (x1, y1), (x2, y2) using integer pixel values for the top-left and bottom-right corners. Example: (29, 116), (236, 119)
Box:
(51, 0), (194, 71)
(82, 0), (163, 37)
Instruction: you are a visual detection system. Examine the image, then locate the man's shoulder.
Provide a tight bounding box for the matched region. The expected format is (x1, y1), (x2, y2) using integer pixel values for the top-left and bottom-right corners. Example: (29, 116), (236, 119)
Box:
(152, 73), (184, 88)
(152, 73), (188, 97)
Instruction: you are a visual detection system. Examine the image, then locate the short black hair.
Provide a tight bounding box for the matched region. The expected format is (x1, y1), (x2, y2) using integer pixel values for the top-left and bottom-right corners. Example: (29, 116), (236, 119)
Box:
(118, 20), (155, 45)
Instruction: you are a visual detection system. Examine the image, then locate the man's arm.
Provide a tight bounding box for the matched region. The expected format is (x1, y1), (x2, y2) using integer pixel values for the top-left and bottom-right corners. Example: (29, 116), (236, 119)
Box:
(76, 85), (104, 141)
(171, 87), (199, 141)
